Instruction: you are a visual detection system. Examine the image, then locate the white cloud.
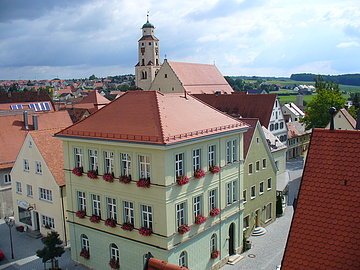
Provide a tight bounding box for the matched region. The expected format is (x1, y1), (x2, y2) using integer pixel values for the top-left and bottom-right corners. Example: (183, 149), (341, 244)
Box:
(336, 41), (360, 48)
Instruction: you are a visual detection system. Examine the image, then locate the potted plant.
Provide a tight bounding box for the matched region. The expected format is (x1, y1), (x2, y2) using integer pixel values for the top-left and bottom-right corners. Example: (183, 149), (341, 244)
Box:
(119, 175), (131, 184)
(80, 248), (90, 259)
(89, 214), (101, 223)
(103, 173), (114, 182)
(109, 258), (120, 269)
(105, 218), (117, 228)
(176, 175), (189, 186)
(72, 167), (83, 176)
(211, 250), (220, 259)
(87, 170), (98, 179)
(195, 214), (207, 225)
(178, 224), (190, 234)
(209, 165), (220, 174)
(209, 208), (220, 217)
(139, 227), (152, 236)
(121, 222), (134, 231)
(137, 178), (151, 188)
(76, 210), (86, 218)
(194, 168), (205, 179)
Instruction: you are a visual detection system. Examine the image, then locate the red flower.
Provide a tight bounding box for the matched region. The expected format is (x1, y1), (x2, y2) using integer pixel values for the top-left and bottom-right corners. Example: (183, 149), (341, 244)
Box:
(109, 258), (120, 269)
(87, 170), (98, 179)
(89, 214), (101, 223)
(139, 227), (152, 236)
(209, 208), (220, 217)
(137, 178), (151, 188)
(178, 224), (190, 234)
(176, 175), (189, 186)
(195, 214), (207, 225)
(209, 165), (220, 174)
(119, 175), (132, 184)
(105, 218), (117, 228)
(103, 173), (114, 182)
(76, 210), (86, 218)
(211, 250), (220, 259)
(121, 222), (134, 231)
(72, 167), (83, 176)
(80, 248), (90, 259)
(194, 169), (205, 179)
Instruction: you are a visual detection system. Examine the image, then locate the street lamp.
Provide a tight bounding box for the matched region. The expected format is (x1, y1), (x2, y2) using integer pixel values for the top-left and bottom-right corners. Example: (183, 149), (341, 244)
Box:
(4, 216), (15, 259)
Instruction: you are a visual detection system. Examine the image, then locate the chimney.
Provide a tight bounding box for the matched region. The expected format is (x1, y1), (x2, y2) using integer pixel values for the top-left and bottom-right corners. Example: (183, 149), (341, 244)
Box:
(32, 115), (38, 130)
(329, 107), (337, 130)
(296, 94), (304, 108)
(23, 111), (29, 130)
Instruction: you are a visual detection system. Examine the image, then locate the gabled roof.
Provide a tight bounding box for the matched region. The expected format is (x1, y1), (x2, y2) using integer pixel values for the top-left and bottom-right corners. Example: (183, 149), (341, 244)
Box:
(56, 91), (248, 145)
(339, 108), (356, 129)
(281, 129), (360, 270)
(261, 126), (287, 153)
(0, 90), (52, 104)
(29, 129), (65, 186)
(194, 93), (277, 127)
(240, 118), (258, 158)
(287, 121), (311, 139)
(78, 91), (110, 106)
(283, 103), (305, 117)
(167, 61), (233, 94)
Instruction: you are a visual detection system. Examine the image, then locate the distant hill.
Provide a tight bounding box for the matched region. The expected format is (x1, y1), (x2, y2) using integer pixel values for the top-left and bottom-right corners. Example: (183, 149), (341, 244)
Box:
(290, 73), (360, 86)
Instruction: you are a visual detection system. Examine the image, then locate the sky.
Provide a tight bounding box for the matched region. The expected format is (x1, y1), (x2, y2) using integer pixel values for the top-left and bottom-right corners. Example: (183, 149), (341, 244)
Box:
(0, 0), (359, 80)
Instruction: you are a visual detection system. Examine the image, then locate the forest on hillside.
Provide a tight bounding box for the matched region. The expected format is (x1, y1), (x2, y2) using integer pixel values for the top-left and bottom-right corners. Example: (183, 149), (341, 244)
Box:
(290, 73), (360, 86)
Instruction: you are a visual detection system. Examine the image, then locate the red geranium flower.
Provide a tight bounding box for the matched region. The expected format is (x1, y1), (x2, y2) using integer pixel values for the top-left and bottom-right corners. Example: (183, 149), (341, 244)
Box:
(211, 250), (220, 259)
(139, 227), (152, 236)
(76, 210), (86, 218)
(137, 178), (151, 188)
(209, 208), (220, 217)
(121, 222), (134, 231)
(80, 248), (90, 259)
(103, 173), (114, 182)
(209, 165), (220, 174)
(195, 214), (207, 225)
(72, 167), (83, 176)
(89, 214), (101, 223)
(119, 175), (131, 184)
(194, 169), (205, 179)
(178, 224), (190, 234)
(105, 218), (117, 228)
(176, 175), (189, 186)
(87, 170), (98, 179)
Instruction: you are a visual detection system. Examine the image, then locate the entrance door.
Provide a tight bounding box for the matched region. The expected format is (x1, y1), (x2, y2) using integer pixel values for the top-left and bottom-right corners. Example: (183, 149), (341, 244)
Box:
(33, 211), (40, 231)
(228, 223), (235, 255)
(255, 210), (260, 227)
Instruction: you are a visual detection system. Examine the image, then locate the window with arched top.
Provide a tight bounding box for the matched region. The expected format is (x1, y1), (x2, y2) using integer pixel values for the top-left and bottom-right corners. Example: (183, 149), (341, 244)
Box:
(275, 123), (279, 130)
(210, 233), (217, 252)
(110, 243), (119, 260)
(142, 71), (147, 80)
(179, 251), (188, 267)
(81, 234), (89, 250)
(270, 124), (274, 131)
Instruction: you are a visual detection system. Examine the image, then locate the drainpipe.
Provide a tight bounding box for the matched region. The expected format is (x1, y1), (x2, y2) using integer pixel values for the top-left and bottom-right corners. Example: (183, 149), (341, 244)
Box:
(60, 186), (68, 246)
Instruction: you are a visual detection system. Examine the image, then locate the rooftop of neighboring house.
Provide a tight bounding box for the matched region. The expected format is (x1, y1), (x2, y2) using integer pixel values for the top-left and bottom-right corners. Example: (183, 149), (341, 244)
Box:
(194, 93), (277, 127)
(146, 258), (187, 270)
(282, 102), (305, 117)
(287, 121), (311, 139)
(28, 128), (65, 186)
(0, 111), (72, 169)
(261, 126), (287, 153)
(337, 108), (356, 129)
(78, 90), (110, 106)
(166, 61), (234, 94)
(65, 108), (91, 123)
(56, 91), (248, 145)
(281, 128), (360, 270)
(0, 90), (54, 112)
(240, 118), (259, 159)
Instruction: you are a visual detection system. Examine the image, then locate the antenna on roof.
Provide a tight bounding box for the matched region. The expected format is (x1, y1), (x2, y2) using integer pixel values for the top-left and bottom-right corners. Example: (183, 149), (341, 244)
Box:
(147, 11), (150, 22)
(213, 59), (216, 65)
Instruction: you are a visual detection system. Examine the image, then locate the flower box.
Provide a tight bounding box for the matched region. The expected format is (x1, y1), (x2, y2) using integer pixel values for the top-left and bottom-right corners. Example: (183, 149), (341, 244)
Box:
(195, 214), (207, 225)
(194, 169), (205, 179)
(105, 218), (117, 228)
(209, 208), (220, 217)
(16, 225), (24, 232)
(76, 210), (86, 219)
(119, 175), (132, 184)
(209, 165), (220, 174)
(103, 173), (114, 182)
(87, 170), (98, 179)
(178, 224), (190, 234)
(72, 167), (83, 176)
(211, 250), (220, 259)
(137, 178), (151, 188)
(89, 214), (101, 223)
(80, 248), (90, 259)
(139, 227), (152, 236)
(176, 175), (189, 186)
(121, 222), (134, 231)
(109, 258), (120, 269)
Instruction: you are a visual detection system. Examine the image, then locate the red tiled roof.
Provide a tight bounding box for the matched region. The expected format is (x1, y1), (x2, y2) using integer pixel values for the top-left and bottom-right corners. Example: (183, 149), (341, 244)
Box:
(56, 91), (248, 145)
(29, 129), (65, 186)
(147, 258), (187, 270)
(78, 91), (110, 106)
(167, 61), (233, 94)
(240, 118), (259, 159)
(281, 129), (360, 270)
(194, 93), (277, 127)
(0, 90), (52, 104)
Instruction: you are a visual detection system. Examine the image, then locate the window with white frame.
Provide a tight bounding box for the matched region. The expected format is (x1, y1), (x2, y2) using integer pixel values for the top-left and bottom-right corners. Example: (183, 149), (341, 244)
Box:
(243, 215), (250, 230)
(88, 149), (98, 171)
(39, 187), (52, 202)
(107, 197), (117, 220)
(179, 251), (188, 267)
(251, 185), (256, 199)
(110, 243), (119, 261)
(139, 155), (150, 179)
(4, 174), (11, 184)
(193, 195), (202, 217)
(16, 182), (22, 193)
(267, 178), (272, 190)
(226, 139), (238, 163)
(209, 189), (217, 210)
(26, 184), (33, 197)
(176, 202), (186, 227)
(104, 151), (114, 174)
(123, 201), (134, 224)
(248, 163), (253, 174)
(265, 203), (272, 221)
(120, 153), (131, 177)
(208, 145), (216, 167)
(256, 161), (260, 171)
(210, 233), (217, 252)
(226, 181), (237, 205)
(262, 158), (267, 169)
(175, 153), (184, 177)
(35, 161), (42, 174)
(259, 182), (264, 194)
(41, 215), (55, 229)
(92, 194), (101, 217)
(141, 205), (153, 229)
(243, 189), (247, 203)
(74, 147), (83, 168)
(77, 191), (86, 211)
(23, 159), (29, 171)
(81, 234), (89, 250)
(192, 149), (201, 171)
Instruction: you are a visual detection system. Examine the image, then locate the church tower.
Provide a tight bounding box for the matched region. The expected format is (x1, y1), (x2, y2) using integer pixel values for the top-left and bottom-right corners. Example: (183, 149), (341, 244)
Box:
(135, 15), (161, 90)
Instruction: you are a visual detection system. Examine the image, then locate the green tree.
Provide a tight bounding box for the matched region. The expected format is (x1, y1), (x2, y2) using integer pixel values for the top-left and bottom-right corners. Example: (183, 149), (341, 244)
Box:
(36, 231), (65, 269)
(89, 74), (97, 80)
(301, 76), (345, 130)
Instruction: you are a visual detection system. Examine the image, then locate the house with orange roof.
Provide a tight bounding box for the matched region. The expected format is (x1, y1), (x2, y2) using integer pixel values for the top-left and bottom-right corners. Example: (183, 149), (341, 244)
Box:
(325, 107), (357, 130)
(10, 128), (69, 244)
(281, 128), (360, 270)
(73, 90), (110, 111)
(286, 121), (311, 160)
(56, 90), (249, 270)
